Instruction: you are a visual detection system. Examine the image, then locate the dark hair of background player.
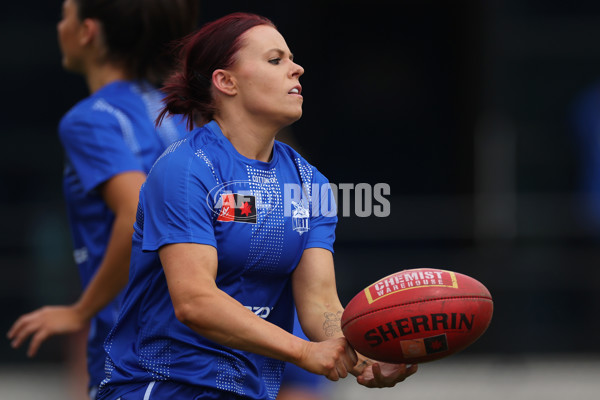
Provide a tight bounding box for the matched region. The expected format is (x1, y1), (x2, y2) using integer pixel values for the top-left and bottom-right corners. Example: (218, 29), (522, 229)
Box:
(75, 0), (199, 85)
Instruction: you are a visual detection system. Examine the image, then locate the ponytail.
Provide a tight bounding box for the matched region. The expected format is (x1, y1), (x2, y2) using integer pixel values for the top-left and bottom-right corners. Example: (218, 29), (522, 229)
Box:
(157, 70), (214, 131)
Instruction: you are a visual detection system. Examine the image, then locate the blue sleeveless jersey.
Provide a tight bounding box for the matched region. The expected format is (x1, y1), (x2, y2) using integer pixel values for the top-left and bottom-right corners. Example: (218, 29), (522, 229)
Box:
(99, 121), (337, 400)
(58, 80), (189, 388)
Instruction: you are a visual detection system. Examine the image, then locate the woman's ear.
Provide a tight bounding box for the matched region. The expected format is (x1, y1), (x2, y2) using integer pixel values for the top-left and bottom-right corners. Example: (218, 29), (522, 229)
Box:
(212, 69), (237, 96)
(78, 18), (100, 47)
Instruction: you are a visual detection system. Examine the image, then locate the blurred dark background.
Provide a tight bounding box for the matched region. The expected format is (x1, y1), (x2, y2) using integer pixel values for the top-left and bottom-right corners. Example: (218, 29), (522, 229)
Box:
(2, 0), (600, 365)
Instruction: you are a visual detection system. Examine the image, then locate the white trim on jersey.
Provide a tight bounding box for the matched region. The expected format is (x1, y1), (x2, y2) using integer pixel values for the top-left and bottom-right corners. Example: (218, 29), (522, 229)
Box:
(143, 381), (156, 400)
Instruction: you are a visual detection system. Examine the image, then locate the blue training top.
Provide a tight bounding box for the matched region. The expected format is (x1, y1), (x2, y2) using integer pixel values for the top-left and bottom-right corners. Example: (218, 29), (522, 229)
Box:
(59, 80), (189, 388)
(99, 121), (337, 400)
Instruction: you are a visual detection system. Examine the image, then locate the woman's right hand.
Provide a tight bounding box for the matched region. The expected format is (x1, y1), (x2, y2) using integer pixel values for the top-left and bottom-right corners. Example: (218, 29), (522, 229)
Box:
(296, 336), (358, 381)
(7, 305), (87, 357)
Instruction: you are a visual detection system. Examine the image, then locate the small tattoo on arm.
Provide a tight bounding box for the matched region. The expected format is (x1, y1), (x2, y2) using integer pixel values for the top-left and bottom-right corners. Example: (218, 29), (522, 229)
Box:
(323, 311), (342, 337)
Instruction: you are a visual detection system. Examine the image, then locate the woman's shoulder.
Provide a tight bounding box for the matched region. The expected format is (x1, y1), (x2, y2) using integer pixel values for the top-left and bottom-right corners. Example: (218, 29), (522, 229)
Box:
(275, 140), (309, 165)
(57, 95), (104, 144)
(59, 94), (98, 124)
(61, 80), (152, 118)
(148, 124), (222, 176)
(58, 82), (134, 128)
(274, 140), (331, 184)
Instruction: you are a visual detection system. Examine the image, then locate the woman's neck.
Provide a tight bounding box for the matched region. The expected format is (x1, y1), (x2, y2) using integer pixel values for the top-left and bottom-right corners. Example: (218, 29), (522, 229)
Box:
(85, 63), (131, 94)
(214, 116), (278, 163)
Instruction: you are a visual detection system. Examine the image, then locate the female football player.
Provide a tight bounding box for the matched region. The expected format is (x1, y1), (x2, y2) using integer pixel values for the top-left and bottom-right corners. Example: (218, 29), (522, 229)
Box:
(8, 0), (198, 397)
(98, 12), (418, 400)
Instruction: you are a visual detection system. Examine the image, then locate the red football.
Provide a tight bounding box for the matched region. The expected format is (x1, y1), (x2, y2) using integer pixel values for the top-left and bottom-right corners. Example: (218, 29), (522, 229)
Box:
(341, 268), (493, 364)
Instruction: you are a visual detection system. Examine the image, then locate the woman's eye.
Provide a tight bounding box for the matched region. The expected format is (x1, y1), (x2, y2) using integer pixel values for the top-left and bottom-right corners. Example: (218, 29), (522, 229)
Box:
(269, 58), (281, 65)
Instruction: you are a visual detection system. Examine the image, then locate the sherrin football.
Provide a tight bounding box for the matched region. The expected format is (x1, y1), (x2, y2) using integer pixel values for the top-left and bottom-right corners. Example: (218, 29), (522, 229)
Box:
(341, 268), (493, 364)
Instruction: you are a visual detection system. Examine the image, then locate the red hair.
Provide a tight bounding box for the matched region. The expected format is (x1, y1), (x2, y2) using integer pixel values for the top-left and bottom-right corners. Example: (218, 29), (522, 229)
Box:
(157, 12), (275, 130)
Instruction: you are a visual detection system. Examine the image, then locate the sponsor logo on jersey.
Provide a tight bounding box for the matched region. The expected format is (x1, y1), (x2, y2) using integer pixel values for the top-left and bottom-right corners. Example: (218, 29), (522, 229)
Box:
(73, 247), (88, 264)
(217, 193), (257, 224)
(207, 180), (280, 223)
(245, 306), (274, 319)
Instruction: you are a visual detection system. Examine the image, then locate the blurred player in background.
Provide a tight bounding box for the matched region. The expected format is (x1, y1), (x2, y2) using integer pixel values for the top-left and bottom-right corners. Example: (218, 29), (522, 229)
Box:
(7, 0), (198, 398)
(97, 12), (417, 400)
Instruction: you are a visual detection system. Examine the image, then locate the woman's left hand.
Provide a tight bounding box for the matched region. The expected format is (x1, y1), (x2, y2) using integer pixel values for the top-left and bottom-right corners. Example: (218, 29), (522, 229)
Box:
(354, 360), (418, 388)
